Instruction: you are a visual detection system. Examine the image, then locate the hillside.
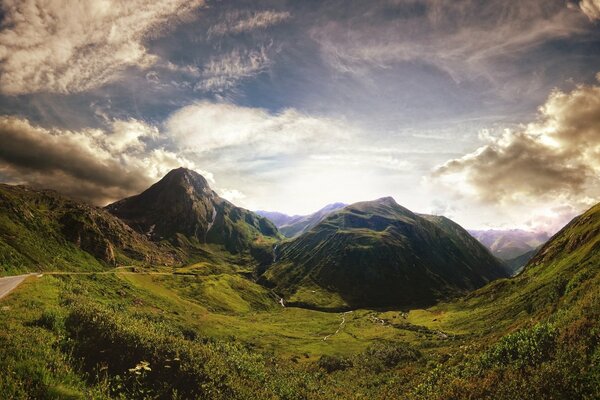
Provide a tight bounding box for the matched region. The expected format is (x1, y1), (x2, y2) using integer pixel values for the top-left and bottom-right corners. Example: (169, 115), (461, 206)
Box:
(402, 202), (600, 398)
(469, 228), (549, 260)
(257, 202), (347, 237)
(0, 199), (597, 400)
(106, 168), (280, 259)
(503, 248), (539, 275)
(0, 184), (176, 275)
(262, 197), (507, 309)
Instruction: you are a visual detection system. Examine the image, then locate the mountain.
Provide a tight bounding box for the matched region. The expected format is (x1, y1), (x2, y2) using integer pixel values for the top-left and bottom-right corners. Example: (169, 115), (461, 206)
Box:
(455, 201), (600, 335)
(468, 228), (549, 275)
(468, 228), (549, 260)
(106, 168), (280, 257)
(0, 184), (176, 274)
(262, 197), (507, 309)
(502, 248), (539, 275)
(254, 210), (301, 227)
(257, 202), (347, 237)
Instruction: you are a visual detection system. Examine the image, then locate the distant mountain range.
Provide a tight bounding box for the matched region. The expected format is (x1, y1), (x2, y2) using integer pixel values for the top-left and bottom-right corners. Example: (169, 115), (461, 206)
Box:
(468, 229), (549, 274)
(256, 202), (347, 237)
(468, 229), (549, 259)
(5, 167), (563, 310)
(262, 197), (507, 309)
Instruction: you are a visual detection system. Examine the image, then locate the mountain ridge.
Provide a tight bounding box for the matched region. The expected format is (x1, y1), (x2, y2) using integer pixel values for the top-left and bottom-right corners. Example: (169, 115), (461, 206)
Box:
(257, 202), (348, 238)
(0, 184), (177, 274)
(262, 197), (507, 309)
(106, 168), (281, 258)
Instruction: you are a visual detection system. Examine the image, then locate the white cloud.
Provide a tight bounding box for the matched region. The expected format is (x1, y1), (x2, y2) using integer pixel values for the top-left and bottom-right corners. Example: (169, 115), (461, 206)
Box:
(218, 188), (246, 203)
(195, 46), (271, 93)
(579, 0), (600, 20)
(0, 0), (203, 95)
(312, 1), (587, 91)
(0, 115), (205, 204)
(432, 75), (600, 230)
(207, 10), (291, 37)
(165, 101), (352, 153)
(309, 153), (413, 171)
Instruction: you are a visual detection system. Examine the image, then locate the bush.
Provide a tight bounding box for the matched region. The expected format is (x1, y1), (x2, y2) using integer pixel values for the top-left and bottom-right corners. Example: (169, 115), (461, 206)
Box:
(63, 300), (321, 400)
(362, 342), (421, 372)
(36, 309), (64, 332)
(317, 355), (353, 373)
(480, 323), (557, 369)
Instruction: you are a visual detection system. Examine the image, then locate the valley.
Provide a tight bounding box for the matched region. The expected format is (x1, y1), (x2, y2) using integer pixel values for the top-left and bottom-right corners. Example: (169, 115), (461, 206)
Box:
(0, 169), (598, 399)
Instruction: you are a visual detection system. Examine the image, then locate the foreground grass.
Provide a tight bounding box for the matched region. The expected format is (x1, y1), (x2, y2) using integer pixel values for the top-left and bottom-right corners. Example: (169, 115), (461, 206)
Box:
(0, 276), (107, 399)
(0, 252), (598, 399)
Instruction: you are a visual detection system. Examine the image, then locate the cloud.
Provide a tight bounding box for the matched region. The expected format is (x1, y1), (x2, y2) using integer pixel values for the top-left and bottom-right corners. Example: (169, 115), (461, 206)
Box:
(163, 101), (421, 214)
(433, 77), (600, 207)
(218, 188), (246, 203)
(311, 0), (588, 91)
(165, 101), (352, 153)
(207, 10), (291, 37)
(0, 0), (203, 95)
(195, 46), (271, 93)
(579, 0), (600, 20)
(0, 116), (204, 205)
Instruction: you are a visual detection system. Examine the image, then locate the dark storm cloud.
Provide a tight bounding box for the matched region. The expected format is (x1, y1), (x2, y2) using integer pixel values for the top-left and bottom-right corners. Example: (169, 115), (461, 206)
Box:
(0, 116), (199, 205)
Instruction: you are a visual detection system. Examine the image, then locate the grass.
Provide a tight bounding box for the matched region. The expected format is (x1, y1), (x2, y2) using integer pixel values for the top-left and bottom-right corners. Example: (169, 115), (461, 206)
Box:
(0, 276), (106, 399)
(117, 271), (434, 360)
(0, 203), (598, 398)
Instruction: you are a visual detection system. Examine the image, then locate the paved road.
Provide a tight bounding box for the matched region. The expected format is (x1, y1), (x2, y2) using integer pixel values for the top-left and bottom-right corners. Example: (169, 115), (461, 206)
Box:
(0, 274), (31, 300)
(0, 268), (206, 301)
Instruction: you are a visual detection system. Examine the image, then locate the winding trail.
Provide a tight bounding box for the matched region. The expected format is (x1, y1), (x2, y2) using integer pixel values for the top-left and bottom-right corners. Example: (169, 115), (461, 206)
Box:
(323, 311), (353, 341)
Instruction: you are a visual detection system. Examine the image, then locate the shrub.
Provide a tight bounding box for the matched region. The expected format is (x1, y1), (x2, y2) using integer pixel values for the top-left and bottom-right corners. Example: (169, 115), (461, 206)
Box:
(317, 355), (353, 373)
(480, 323), (557, 369)
(361, 342), (421, 372)
(36, 309), (64, 332)
(63, 299), (315, 399)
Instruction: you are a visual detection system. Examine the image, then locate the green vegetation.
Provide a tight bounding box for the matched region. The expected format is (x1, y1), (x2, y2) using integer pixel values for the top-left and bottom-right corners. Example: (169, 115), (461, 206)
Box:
(263, 197), (506, 309)
(0, 182), (598, 398)
(0, 184), (175, 276)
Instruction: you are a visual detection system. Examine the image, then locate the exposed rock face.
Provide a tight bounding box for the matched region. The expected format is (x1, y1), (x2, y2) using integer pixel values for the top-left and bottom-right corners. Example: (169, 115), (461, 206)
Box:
(60, 213), (117, 264)
(0, 184), (178, 272)
(106, 168), (279, 254)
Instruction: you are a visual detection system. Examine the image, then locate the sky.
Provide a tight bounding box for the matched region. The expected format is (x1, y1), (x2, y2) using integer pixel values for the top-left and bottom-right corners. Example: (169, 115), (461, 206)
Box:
(1, 0), (600, 233)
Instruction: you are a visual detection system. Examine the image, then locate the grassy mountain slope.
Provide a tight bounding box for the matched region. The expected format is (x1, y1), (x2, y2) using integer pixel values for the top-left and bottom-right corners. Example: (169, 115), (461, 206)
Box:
(0, 184), (176, 275)
(395, 202), (600, 399)
(106, 168), (281, 261)
(277, 203), (347, 237)
(0, 202), (597, 399)
(263, 197), (507, 309)
(503, 248), (538, 275)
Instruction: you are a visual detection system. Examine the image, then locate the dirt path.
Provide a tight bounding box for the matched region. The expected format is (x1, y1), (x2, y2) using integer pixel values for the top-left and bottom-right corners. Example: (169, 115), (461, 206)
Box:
(323, 311), (353, 341)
